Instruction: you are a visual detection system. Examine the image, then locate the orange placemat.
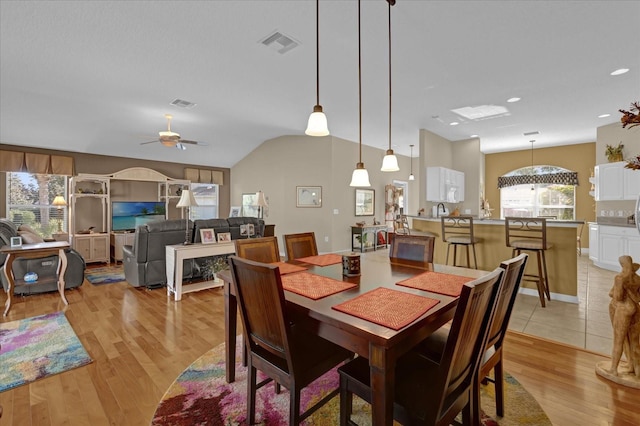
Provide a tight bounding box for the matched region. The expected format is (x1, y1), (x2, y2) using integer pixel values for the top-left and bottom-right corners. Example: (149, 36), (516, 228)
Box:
(281, 272), (357, 300)
(296, 253), (343, 267)
(272, 261), (308, 275)
(396, 271), (474, 297)
(332, 287), (439, 330)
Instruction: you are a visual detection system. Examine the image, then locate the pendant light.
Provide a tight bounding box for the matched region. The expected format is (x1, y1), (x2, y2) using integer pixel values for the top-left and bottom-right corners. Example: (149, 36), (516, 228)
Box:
(350, 0), (371, 187)
(409, 144), (415, 180)
(305, 0), (330, 136)
(380, 0), (399, 172)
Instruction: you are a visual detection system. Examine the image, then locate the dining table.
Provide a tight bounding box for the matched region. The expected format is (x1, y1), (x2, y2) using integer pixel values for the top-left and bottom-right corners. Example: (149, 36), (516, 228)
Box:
(218, 253), (488, 426)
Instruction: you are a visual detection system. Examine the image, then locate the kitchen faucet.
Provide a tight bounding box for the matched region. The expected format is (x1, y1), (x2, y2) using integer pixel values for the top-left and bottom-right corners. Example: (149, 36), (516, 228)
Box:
(437, 203), (446, 217)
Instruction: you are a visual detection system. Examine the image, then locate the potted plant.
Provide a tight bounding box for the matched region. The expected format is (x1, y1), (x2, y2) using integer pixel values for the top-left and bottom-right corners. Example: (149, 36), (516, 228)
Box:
(605, 142), (624, 162)
(200, 255), (229, 282)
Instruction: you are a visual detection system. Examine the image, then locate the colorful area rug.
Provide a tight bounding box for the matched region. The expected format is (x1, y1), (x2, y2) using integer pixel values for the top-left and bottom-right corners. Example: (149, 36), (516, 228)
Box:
(152, 338), (551, 425)
(0, 311), (92, 392)
(85, 265), (125, 285)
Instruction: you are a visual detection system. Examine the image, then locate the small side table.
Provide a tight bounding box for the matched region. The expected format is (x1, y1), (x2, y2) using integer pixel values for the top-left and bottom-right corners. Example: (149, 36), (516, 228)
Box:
(1, 241), (70, 316)
(351, 225), (389, 253)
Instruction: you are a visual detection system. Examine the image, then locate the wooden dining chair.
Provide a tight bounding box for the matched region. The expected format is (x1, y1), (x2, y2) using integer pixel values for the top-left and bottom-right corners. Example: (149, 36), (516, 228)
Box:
(283, 232), (318, 261)
(228, 256), (352, 425)
(234, 236), (280, 263)
(338, 267), (504, 426)
(389, 234), (435, 266)
(415, 253), (528, 421)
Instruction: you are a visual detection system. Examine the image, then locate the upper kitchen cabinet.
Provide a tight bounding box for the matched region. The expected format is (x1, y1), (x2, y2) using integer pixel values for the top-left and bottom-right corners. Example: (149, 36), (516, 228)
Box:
(426, 167), (465, 203)
(595, 161), (640, 200)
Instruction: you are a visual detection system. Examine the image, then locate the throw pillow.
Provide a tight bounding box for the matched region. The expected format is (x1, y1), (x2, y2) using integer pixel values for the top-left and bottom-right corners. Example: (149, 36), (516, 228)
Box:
(18, 224), (39, 235)
(18, 231), (45, 244)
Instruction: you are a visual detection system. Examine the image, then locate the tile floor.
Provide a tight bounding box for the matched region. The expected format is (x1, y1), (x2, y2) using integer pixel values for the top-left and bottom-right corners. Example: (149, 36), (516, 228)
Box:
(508, 253), (616, 355)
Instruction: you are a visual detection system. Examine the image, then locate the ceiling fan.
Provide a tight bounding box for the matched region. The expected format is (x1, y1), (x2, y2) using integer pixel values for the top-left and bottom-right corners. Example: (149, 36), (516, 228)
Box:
(141, 114), (208, 150)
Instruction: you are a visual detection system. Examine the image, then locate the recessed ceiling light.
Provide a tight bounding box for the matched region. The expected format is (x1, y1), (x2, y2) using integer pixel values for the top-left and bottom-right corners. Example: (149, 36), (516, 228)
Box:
(507, 97), (521, 103)
(598, 113), (611, 118)
(470, 134), (479, 138)
(449, 122), (459, 126)
(610, 68), (629, 76)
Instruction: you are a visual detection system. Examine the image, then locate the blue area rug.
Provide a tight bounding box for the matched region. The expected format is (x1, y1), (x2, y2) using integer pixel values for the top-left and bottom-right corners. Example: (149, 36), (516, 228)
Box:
(85, 265), (125, 285)
(0, 311), (92, 392)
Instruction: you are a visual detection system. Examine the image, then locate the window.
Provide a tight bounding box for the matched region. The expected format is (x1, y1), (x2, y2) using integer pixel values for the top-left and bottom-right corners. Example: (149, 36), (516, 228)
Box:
(6, 172), (68, 238)
(189, 183), (219, 220)
(500, 166), (575, 220)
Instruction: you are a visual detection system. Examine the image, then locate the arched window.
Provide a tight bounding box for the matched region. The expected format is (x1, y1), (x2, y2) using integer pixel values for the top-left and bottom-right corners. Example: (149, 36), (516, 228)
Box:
(499, 165), (576, 220)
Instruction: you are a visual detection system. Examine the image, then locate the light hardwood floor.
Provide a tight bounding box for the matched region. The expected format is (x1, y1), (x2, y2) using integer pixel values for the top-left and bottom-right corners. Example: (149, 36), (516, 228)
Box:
(1, 267), (639, 425)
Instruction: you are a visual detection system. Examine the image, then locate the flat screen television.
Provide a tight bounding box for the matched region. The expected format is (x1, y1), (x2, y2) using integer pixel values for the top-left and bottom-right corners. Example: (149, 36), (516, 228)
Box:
(112, 201), (166, 232)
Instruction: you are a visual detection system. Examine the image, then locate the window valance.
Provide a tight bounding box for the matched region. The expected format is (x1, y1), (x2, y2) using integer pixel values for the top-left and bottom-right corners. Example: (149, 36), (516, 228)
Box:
(0, 150), (74, 175)
(184, 167), (224, 185)
(497, 171), (579, 189)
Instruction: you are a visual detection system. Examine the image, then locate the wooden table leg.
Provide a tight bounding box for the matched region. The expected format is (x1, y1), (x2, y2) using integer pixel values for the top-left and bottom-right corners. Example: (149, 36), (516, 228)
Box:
(224, 281), (237, 383)
(57, 248), (69, 305)
(369, 344), (394, 426)
(3, 254), (15, 316)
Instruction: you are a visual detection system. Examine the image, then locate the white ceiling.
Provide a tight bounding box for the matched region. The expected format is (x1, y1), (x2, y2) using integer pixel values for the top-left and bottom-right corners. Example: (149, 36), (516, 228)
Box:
(1, 1), (638, 168)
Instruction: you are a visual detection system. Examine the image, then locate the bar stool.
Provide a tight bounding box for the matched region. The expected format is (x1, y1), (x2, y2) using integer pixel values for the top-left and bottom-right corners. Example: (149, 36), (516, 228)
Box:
(505, 217), (552, 307)
(441, 215), (480, 269)
(394, 214), (410, 235)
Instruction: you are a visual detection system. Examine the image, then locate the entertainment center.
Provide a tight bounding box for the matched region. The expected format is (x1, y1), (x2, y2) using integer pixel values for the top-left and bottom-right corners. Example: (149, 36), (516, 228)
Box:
(69, 167), (190, 263)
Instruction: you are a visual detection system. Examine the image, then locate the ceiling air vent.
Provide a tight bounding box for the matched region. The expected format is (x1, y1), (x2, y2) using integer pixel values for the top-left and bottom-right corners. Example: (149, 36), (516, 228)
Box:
(260, 30), (299, 54)
(170, 99), (196, 109)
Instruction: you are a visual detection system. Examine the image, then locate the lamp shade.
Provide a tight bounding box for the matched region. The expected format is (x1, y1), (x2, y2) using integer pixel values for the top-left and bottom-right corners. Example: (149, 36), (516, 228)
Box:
(409, 173), (415, 181)
(380, 150), (399, 172)
(176, 190), (198, 208)
(350, 163), (371, 187)
(305, 106), (329, 136)
(256, 190), (268, 207)
(52, 196), (67, 207)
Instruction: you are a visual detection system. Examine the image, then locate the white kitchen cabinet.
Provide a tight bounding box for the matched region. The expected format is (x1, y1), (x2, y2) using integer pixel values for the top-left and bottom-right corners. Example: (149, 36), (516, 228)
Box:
(595, 161), (640, 201)
(426, 167), (465, 203)
(592, 224), (640, 271)
(588, 223), (599, 262)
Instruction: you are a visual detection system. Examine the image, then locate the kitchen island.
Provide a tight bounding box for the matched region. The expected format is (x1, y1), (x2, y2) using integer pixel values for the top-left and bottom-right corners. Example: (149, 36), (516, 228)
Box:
(409, 216), (582, 302)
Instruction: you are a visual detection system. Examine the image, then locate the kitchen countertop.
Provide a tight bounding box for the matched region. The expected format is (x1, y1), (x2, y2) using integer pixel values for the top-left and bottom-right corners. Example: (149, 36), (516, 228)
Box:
(409, 215), (583, 228)
(594, 216), (636, 228)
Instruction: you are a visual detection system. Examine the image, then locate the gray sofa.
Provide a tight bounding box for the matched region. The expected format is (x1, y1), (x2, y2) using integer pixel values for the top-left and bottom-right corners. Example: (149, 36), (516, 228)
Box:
(0, 218), (86, 295)
(122, 217), (264, 288)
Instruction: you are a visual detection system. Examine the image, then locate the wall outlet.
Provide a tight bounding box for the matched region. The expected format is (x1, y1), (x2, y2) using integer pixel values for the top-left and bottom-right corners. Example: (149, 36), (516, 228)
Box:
(324, 236), (329, 242)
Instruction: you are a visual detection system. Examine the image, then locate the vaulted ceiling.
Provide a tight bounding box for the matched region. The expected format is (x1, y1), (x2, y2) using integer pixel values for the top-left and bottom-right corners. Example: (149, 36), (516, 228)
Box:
(1, 1), (638, 168)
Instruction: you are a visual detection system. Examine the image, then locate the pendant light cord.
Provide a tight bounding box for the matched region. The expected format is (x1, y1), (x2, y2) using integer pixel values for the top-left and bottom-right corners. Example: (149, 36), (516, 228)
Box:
(358, 0), (362, 163)
(388, 0), (392, 151)
(315, 0), (320, 106)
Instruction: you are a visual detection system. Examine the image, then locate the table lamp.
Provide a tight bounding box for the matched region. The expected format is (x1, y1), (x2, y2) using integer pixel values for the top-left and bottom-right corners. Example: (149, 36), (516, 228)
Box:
(176, 189), (198, 245)
(52, 195), (67, 233)
(256, 190), (268, 219)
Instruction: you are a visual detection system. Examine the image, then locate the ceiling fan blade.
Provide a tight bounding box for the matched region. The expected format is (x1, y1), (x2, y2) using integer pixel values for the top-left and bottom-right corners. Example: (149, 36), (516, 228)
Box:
(140, 140), (159, 145)
(180, 139), (209, 146)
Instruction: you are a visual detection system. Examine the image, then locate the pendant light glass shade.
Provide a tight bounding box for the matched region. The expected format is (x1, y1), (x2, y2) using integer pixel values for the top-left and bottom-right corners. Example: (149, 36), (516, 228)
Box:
(350, 0), (371, 187)
(305, 0), (329, 136)
(350, 163), (371, 187)
(380, 0), (398, 172)
(408, 144), (415, 180)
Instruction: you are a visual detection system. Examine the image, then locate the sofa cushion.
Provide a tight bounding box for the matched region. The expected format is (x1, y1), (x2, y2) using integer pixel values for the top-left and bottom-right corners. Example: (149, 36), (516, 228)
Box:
(18, 231), (45, 244)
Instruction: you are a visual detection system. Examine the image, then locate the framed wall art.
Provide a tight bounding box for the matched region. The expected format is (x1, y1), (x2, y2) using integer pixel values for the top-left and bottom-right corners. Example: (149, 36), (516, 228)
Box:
(355, 188), (375, 216)
(296, 186), (322, 207)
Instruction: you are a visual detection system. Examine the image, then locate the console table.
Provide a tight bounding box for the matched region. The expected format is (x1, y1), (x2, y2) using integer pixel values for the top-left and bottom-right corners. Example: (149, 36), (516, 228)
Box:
(165, 241), (235, 301)
(351, 225), (389, 252)
(1, 241), (70, 316)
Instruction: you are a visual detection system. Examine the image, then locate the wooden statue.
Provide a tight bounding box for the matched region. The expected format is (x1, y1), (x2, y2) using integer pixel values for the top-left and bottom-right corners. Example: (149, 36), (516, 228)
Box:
(596, 255), (640, 388)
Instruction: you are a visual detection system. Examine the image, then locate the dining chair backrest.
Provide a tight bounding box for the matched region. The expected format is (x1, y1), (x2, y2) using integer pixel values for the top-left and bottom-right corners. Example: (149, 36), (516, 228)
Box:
(389, 234), (435, 264)
(441, 215), (476, 243)
(505, 217), (549, 250)
(437, 267), (504, 411)
(234, 236), (280, 263)
(486, 253), (528, 350)
(283, 232), (318, 260)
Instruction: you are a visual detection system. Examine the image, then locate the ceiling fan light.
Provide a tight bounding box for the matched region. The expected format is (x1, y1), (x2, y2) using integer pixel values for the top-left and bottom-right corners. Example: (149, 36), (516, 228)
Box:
(350, 163), (371, 187)
(305, 105), (330, 136)
(381, 149), (399, 172)
(160, 140), (176, 147)
(159, 131), (179, 138)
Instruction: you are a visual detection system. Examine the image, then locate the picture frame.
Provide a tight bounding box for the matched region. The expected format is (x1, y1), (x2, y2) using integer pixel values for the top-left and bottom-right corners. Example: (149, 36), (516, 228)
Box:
(296, 186), (322, 207)
(355, 188), (375, 216)
(217, 232), (232, 242)
(199, 228), (216, 244)
(241, 193), (259, 218)
(240, 224), (255, 237)
(10, 236), (22, 247)
(229, 206), (241, 218)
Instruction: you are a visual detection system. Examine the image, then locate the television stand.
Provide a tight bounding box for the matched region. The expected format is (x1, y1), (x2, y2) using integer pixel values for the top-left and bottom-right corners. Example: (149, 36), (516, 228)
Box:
(110, 231), (135, 263)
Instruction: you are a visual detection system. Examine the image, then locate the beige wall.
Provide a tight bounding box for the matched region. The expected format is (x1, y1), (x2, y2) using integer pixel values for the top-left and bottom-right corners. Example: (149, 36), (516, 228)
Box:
(231, 135), (417, 253)
(0, 143), (231, 218)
